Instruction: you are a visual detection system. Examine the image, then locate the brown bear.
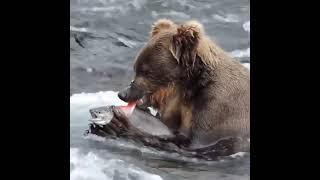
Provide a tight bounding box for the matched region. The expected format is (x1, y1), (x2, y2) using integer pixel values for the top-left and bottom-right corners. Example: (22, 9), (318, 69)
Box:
(103, 19), (250, 157)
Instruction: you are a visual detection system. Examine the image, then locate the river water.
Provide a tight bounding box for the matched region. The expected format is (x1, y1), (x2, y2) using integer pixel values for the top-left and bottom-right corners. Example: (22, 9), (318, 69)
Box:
(70, 0), (250, 179)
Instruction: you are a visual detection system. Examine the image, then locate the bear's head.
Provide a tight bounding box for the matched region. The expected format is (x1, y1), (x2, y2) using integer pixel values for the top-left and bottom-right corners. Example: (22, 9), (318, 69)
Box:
(118, 19), (205, 105)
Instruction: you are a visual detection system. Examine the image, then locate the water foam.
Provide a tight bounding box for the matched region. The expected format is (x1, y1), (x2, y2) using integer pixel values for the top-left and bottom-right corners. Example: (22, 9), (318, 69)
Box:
(151, 10), (190, 19)
(77, 0), (146, 16)
(229, 48), (250, 58)
(230, 152), (247, 158)
(70, 91), (126, 109)
(70, 26), (88, 32)
(243, 63), (250, 70)
(213, 14), (240, 23)
(70, 148), (162, 180)
(243, 21), (250, 32)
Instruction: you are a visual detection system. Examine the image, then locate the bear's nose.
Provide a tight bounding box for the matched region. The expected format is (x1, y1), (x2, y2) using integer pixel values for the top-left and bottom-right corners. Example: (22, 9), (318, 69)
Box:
(118, 90), (127, 102)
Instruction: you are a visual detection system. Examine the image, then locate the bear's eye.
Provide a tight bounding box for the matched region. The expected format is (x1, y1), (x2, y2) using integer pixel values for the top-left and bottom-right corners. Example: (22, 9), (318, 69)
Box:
(138, 66), (150, 75)
(141, 70), (150, 76)
(136, 69), (146, 76)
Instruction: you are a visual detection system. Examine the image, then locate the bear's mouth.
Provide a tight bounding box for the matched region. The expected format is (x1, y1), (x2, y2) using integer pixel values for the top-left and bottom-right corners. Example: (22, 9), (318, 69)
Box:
(136, 94), (160, 118)
(136, 94), (151, 109)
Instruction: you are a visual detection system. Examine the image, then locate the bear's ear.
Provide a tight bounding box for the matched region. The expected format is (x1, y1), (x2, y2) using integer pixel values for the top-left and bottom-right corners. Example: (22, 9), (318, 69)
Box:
(150, 19), (176, 37)
(170, 20), (204, 68)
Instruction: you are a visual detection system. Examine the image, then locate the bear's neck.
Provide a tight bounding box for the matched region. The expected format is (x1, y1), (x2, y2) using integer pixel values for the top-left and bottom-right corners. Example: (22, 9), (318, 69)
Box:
(149, 83), (179, 112)
(179, 56), (215, 102)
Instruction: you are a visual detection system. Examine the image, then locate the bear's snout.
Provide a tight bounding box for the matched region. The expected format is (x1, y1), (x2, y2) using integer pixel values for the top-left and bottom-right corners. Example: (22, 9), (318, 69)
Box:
(118, 83), (145, 102)
(118, 89), (128, 102)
